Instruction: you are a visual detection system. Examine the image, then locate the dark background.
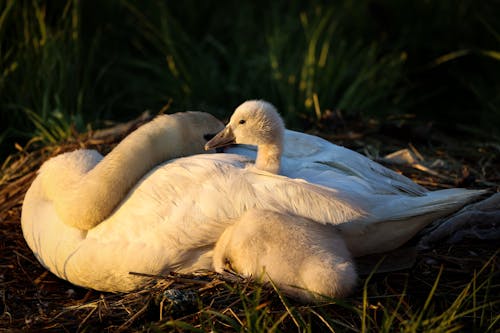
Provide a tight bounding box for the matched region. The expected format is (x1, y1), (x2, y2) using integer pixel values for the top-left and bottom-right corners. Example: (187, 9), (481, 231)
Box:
(1, 0), (499, 158)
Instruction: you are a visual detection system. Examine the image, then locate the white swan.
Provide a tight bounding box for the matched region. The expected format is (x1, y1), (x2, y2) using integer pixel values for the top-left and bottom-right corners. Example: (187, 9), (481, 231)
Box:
(205, 100), (487, 255)
(22, 112), (227, 290)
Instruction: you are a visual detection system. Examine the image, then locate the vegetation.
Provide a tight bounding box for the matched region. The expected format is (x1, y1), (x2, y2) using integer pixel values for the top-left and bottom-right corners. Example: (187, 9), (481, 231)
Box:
(1, 0), (499, 157)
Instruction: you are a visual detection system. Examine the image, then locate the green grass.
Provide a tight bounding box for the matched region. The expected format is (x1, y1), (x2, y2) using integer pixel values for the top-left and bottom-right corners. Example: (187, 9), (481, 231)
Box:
(1, 0), (499, 159)
(0, 0), (90, 146)
(141, 254), (499, 332)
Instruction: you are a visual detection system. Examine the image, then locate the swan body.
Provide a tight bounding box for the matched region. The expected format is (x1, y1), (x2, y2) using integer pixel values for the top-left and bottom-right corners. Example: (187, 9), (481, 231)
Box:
(224, 129), (427, 196)
(22, 111), (227, 291)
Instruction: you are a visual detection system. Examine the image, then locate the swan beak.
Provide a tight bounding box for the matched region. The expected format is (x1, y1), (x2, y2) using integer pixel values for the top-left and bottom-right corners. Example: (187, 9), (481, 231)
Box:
(204, 126), (235, 150)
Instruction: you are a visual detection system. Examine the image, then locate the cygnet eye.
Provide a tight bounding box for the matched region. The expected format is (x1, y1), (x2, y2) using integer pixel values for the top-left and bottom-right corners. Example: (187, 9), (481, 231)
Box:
(239, 119), (246, 125)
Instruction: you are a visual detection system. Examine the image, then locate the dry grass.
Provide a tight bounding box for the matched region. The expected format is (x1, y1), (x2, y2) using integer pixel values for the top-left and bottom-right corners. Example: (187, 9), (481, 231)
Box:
(0, 114), (499, 332)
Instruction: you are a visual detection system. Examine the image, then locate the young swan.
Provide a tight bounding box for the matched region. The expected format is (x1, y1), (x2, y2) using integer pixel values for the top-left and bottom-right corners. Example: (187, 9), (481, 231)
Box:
(207, 101), (358, 301)
(205, 100), (284, 173)
(213, 209), (357, 303)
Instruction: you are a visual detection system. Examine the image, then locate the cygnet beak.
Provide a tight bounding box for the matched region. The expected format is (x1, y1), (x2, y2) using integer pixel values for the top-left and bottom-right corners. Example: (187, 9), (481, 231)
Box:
(204, 126), (236, 150)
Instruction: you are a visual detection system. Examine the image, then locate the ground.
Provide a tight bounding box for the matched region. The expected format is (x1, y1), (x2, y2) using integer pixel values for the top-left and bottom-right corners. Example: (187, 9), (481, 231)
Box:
(0, 114), (498, 332)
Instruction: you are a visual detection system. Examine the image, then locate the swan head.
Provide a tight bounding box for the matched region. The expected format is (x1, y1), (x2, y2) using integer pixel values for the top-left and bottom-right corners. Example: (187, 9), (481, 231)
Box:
(204, 100), (285, 150)
(175, 111), (226, 153)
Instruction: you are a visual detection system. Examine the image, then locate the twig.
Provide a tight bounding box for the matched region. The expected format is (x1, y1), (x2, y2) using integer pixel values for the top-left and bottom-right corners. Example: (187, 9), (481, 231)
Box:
(117, 298), (151, 332)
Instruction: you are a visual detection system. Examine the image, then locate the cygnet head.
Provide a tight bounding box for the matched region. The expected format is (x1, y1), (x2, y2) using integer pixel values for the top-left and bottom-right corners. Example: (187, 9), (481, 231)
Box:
(205, 100), (285, 173)
(205, 100), (284, 149)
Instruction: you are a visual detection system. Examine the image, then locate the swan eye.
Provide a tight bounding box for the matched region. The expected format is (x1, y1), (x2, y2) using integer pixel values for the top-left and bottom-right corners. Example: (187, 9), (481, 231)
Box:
(203, 133), (215, 141)
(239, 119), (246, 125)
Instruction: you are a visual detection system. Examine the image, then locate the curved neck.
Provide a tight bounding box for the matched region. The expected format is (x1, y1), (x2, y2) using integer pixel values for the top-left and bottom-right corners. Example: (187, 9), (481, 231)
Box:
(53, 115), (200, 230)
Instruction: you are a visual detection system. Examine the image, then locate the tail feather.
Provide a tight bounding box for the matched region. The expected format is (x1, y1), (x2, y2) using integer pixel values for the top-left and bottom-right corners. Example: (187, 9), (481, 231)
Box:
(372, 188), (488, 222)
(340, 188), (488, 257)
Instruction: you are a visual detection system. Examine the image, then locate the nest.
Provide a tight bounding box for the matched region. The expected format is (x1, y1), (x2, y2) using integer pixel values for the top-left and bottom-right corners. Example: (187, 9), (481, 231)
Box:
(1, 113), (499, 331)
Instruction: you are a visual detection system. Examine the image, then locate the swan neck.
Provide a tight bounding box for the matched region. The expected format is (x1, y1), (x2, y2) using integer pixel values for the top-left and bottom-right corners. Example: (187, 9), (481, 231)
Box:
(54, 115), (193, 230)
(255, 142), (282, 174)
